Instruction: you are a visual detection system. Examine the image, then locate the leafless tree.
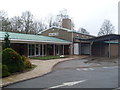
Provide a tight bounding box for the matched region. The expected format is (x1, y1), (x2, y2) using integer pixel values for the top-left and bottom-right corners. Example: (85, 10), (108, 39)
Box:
(32, 21), (47, 34)
(45, 9), (75, 29)
(21, 11), (34, 34)
(0, 10), (12, 32)
(46, 15), (55, 28)
(56, 9), (69, 27)
(0, 10), (7, 18)
(98, 19), (115, 36)
(10, 16), (22, 32)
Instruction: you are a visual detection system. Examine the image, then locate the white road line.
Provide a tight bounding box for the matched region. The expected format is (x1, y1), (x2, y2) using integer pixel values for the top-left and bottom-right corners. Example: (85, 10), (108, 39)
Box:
(76, 68), (94, 71)
(83, 68), (88, 71)
(89, 68), (94, 70)
(49, 80), (87, 89)
(103, 66), (118, 69)
(76, 68), (81, 71)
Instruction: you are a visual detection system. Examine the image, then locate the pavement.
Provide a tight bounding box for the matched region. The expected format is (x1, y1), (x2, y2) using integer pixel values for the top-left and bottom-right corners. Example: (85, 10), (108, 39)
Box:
(1, 55), (118, 87)
(1, 55), (87, 87)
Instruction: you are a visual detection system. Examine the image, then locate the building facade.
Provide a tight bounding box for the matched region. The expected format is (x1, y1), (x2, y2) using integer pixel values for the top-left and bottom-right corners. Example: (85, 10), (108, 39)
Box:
(40, 26), (95, 55)
(40, 26), (120, 58)
(0, 31), (71, 57)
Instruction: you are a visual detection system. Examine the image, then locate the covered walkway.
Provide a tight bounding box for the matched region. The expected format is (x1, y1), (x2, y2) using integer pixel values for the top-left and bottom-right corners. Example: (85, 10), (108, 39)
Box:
(75, 34), (120, 58)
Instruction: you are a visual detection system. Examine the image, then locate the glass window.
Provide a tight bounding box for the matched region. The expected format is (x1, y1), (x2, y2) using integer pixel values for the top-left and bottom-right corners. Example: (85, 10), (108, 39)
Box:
(36, 44), (39, 55)
(29, 44), (35, 56)
(40, 44), (42, 55)
(32, 44), (35, 55)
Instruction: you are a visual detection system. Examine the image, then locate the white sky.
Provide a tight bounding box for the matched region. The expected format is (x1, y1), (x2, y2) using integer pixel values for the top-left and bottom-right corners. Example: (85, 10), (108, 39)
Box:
(0, 0), (119, 36)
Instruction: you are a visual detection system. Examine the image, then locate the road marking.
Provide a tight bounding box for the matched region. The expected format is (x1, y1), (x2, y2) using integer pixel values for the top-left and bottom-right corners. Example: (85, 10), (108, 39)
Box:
(89, 68), (94, 70)
(103, 66), (118, 69)
(49, 80), (87, 89)
(76, 68), (94, 71)
(83, 68), (88, 71)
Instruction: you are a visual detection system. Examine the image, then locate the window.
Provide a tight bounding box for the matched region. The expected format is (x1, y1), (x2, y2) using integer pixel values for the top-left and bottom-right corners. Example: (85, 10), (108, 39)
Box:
(40, 44), (42, 56)
(29, 44), (35, 56)
(48, 32), (59, 36)
(36, 44), (39, 55)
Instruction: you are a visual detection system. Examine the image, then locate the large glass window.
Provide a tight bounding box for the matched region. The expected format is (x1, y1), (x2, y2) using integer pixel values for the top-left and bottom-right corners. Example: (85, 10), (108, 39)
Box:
(36, 44), (39, 55)
(29, 44), (31, 56)
(43, 45), (46, 56)
(40, 44), (42, 56)
(32, 44), (35, 55)
(56, 45), (59, 55)
(29, 44), (35, 56)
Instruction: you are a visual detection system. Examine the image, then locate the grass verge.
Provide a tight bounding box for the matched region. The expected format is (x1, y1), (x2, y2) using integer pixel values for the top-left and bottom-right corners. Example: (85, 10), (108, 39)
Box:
(30, 56), (67, 60)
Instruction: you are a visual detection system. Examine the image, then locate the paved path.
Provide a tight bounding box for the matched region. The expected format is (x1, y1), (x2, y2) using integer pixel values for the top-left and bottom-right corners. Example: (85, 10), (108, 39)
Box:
(1, 56), (118, 87)
(1, 56), (87, 87)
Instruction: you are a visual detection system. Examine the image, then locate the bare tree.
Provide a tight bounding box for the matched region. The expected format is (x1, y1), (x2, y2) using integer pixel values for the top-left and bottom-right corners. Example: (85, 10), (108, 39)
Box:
(0, 10), (7, 18)
(45, 14), (60, 28)
(10, 16), (22, 32)
(32, 21), (47, 34)
(43, 9), (75, 29)
(21, 11), (34, 34)
(98, 19), (115, 36)
(0, 10), (11, 32)
(56, 9), (69, 27)
(46, 15), (55, 28)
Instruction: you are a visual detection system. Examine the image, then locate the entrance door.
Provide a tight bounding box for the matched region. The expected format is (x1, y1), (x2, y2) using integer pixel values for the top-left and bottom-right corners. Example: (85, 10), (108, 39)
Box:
(74, 43), (79, 55)
(81, 44), (90, 55)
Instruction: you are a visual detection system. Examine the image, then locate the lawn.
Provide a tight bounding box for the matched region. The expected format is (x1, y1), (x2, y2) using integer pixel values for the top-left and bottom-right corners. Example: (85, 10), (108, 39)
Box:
(30, 55), (67, 60)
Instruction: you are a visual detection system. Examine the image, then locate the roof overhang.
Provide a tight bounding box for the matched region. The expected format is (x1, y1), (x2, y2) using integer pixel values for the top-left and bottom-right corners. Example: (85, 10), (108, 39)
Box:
(0, 38), (72, 44)
(75, 34), (120, 42)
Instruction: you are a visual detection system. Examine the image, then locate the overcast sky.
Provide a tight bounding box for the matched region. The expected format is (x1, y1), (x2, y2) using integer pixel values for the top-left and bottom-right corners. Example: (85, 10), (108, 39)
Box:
(0, 0), (119, 36)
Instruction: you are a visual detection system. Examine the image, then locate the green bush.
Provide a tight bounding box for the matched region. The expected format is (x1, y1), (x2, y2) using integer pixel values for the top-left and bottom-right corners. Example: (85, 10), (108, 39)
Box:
(2, 48), (25, 73)
(2, 64), (11, 77)
(21, 55), (32, 68)
(0, 63), (2, 77)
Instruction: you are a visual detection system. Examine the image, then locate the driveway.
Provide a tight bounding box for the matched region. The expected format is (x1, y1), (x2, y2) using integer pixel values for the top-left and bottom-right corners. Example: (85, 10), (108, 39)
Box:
(3, 58), (118, 89)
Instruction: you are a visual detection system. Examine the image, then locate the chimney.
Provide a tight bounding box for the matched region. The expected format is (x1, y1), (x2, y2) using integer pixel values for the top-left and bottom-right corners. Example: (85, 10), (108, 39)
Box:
(62, 18), (71, 30)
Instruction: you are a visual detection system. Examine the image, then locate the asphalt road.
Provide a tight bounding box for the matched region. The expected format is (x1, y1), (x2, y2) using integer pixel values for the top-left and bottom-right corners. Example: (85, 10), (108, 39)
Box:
(4, 60), (118, 89)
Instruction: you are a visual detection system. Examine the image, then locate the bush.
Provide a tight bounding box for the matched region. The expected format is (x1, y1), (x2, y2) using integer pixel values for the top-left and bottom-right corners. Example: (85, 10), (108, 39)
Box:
(0, 63), (2, 77)
(2, 48), (25, 73)
(21, 55), (32, 68)
(2, 64), (11, 77)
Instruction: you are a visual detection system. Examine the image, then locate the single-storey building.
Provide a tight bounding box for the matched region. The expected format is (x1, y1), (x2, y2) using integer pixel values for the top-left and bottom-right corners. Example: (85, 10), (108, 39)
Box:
(75, 34), (120, 58)
(40, 26), (120, 58)
(39, 26), (95, 55)
(1, 18), (119, 58)
(0, 31), (72, 57)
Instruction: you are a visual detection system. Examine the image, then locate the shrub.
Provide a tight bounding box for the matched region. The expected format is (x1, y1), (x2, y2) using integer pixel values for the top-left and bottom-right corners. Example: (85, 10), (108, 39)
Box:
(21, 55), (32, 68)
(2, 48), (25, 73)
(0, 63), (2, 77)
(2, 64), (11, 77)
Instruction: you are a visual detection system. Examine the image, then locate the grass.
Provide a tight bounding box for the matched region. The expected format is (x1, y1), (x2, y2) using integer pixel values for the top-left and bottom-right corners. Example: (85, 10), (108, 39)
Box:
(30, 56), (67, 60)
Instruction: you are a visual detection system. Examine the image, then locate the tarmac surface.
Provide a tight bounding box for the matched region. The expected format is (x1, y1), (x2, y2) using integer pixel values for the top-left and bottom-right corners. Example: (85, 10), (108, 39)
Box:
(1, 56), (118, 88)
(4, 66), (118, 88)
(1, 56), (82, 87)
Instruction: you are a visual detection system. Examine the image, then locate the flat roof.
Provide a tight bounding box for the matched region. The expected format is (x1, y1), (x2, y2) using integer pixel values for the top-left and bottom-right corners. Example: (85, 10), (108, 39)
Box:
(75, 34), (120, 42)
(0, 31), (71, 44)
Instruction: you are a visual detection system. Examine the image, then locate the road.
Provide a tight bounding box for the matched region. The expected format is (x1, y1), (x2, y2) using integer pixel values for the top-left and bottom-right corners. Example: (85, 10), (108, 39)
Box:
(3, 60), (118, 89)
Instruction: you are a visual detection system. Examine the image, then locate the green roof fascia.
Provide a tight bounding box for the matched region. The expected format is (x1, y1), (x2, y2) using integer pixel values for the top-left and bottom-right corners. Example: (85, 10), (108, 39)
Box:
(0, 31), (71, 44)
(104, 41), (119, 44)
